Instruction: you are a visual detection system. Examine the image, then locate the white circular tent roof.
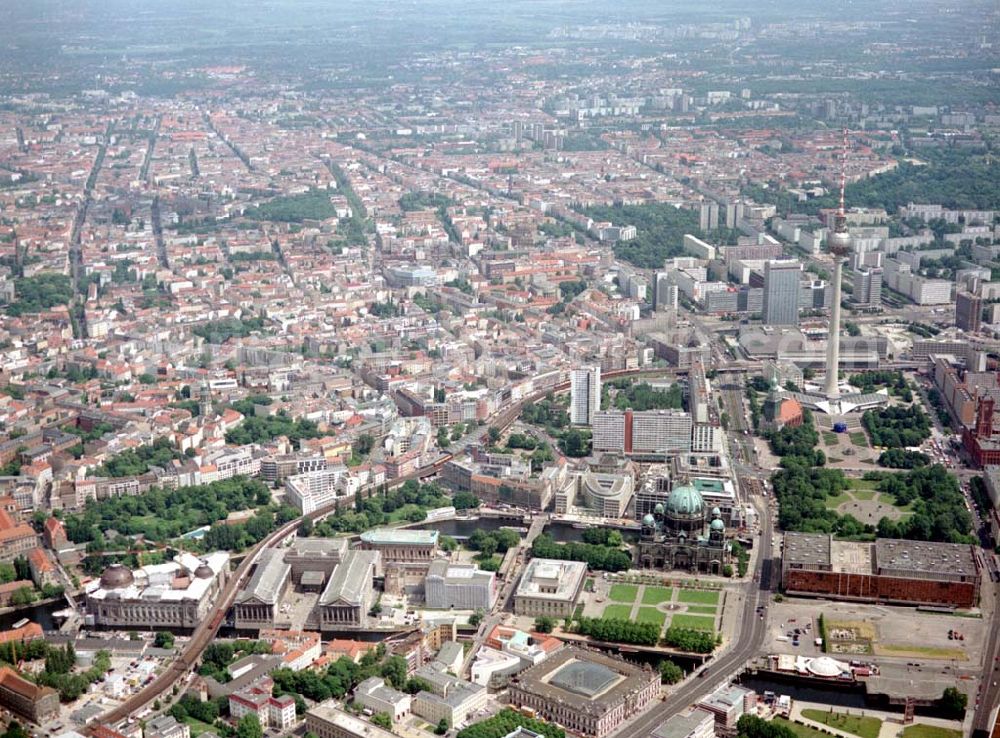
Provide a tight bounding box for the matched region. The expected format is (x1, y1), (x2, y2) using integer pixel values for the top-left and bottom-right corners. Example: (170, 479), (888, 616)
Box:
(807, 656), (843, 678)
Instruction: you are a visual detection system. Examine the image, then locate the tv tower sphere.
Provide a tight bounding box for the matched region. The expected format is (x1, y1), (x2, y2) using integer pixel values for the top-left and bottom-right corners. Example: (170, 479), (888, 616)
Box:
(828, 218), (852, 257)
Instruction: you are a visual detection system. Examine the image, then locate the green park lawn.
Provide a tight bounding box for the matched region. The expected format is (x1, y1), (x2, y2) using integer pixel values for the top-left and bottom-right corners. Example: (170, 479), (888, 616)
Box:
(602, 604), (633, 620)
(641, 586), (673, 605)
(677, 589), (720, 606)
(685, 605), (718, 615)
(635, 607), (667, 628)
(875, 492), (914, 512)
(900, 726), (962, 738)
(670, 614), (716, 631)
(823, 432), (839, 446)
(849, 431), (869, 447)
(774, 718), (837, 738)
(801, 709), (881, 738)
(182, 718), (218, 737)
(824, 491), (851, 509)
(609, 584), (638, 603)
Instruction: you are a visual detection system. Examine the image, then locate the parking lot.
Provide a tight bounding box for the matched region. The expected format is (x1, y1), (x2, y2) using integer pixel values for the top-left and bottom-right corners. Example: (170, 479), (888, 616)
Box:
(764, 598), (985, 664)
(36, 633), (178, 735)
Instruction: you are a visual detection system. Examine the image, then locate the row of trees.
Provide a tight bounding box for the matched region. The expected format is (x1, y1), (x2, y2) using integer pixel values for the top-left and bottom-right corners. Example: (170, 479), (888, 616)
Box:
(580, 202), (703, 268)
(244, 189), (338, 223)
(581, 528), (624, 547)
(64, 477), (272, 545)
(574, 616), (661, 646)
(765, 420), (825, 467)
(169, 694), (227, 728)
(198, 640), (274, 683)
(34, 642), (111, 701)
(662, 625), (718, 654)
(848, 371), (912, 402)
(192, 316), (266, 343)
(468, 528), (521, 558)
(736, 715), (798, 738)
(557, 427), (592, 458)
(861, 405), (932, 449)
(604, 379), (684, 412)
(521, 398), (570, 430)
(4, 273), (73, 316)
(92, 437), (185, 478)
(456, 708), (565, 738)
(310, 480), (452, 537)
(877, 448), (930, 469)
(225, 413), (323, 446)
(202, 505), (298, 552)
(531, 533), (632, 571)
(872, 466), (972, 543)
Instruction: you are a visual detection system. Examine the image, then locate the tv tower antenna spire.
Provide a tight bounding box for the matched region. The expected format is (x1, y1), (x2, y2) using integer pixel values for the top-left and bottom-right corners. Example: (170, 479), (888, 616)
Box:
(838, 127), (848, 216)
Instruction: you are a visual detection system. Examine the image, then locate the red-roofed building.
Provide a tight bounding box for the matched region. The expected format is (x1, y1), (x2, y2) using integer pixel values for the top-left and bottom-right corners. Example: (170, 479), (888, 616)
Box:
(259, 629), (321, 672)
(43, 517), (68, 549)
(27, 548), (57, 588)
(0, 622), (43, 646)
(0, 508), (37, 562)
(90, 725), (130, 738)
(0, 665), (59, 723)
(315, 639), (372, 666)
(0, 581), (38, 607)
(229, 677), (296, 730)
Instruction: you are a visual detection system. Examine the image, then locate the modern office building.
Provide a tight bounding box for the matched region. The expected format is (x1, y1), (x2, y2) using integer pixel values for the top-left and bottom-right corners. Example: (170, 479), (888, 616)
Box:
(555, 470), (634, 518)
(410, 663), (488, 729)
(698, 684), (755, 731)
(570, 367), (601, 426)
(956, 291), (983, 333)
(513, 558), (587, 618)
(852, 266), (883, 306)
(284, 467), (355, 515)
(305, 702), (398, 738)
(653, 273), (679, 310)
(592, 409), (693, 457)
(651, 708), (717, 738)
(761, 259), (801, 326)
(353, 677), (411, 723)
(425, 560), (496, 611)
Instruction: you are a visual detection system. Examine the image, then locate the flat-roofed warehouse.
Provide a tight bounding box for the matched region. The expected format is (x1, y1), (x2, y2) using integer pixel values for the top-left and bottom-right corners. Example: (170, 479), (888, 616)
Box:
(781, 532), (980, 608)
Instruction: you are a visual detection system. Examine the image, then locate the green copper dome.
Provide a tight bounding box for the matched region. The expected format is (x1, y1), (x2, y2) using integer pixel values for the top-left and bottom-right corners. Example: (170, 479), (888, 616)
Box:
(666, 484), (704, 518)
(642, 513), (656, 527)
(710, 518), (725, 532)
